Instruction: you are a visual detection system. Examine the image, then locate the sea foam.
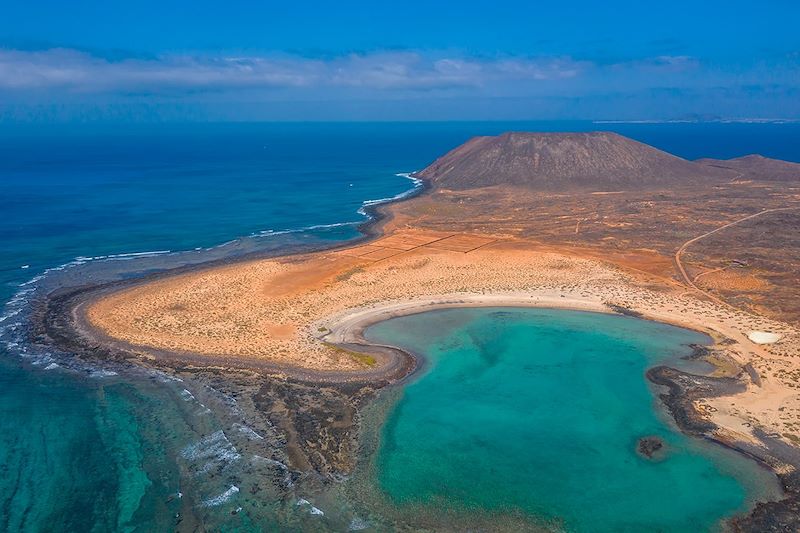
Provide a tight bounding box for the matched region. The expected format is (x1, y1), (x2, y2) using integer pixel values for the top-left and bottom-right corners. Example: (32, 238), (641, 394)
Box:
(356, 171), (422, 216)
(296, 498), (325, 516)
(181, 430), (241, 475)
(234, 423), (264, 440)
(202, 485), (239, 507)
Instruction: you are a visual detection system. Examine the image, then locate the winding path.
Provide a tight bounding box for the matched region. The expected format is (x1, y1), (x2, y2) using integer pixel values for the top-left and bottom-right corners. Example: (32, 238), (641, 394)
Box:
(674, 206), (800, 306)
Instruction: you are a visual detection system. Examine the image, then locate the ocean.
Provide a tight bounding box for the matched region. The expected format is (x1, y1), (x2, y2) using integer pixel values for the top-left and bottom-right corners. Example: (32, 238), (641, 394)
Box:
(1, 121), (797, 531)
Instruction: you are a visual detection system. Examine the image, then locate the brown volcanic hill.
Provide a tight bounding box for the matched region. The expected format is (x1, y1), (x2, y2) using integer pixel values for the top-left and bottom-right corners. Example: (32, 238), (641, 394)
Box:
(696, 154), (800, 182)
(416, 131), (735, 190)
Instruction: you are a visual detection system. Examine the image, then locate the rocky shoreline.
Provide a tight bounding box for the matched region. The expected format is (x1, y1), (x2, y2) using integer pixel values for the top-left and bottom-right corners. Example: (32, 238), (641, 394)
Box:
(648, 363), (800, 532)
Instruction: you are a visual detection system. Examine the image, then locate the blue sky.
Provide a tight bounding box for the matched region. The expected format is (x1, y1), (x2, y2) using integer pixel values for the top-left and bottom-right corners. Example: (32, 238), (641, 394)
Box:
(1, 1), (798, 121)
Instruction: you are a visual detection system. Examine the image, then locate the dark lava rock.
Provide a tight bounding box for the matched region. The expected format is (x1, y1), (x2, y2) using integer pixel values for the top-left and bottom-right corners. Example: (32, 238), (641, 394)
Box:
(636, 436), (666, 460)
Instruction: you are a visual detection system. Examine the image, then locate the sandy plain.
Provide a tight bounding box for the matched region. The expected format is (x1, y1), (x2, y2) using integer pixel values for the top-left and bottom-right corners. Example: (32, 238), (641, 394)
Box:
(83, 226), (800, 450)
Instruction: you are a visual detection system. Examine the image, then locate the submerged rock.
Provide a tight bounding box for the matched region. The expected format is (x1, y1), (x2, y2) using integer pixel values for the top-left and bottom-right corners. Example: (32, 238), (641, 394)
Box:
(636, 436), (666, 460)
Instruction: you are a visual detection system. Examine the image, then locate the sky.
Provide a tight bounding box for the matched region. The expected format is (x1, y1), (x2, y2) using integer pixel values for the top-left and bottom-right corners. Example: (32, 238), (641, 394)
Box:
(1, 1), (798, 122)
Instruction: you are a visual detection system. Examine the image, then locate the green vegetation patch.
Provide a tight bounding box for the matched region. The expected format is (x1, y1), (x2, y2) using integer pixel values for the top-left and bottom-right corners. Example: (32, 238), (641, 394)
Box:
(323, 342), (377, 367)
(335, 266), (364, 282)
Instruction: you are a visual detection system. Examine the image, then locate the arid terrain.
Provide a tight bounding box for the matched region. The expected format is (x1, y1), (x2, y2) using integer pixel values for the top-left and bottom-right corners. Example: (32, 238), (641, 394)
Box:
(52, 132), (800, 529)
(81, 132), (800, 436)
(408, 135), (800, 325)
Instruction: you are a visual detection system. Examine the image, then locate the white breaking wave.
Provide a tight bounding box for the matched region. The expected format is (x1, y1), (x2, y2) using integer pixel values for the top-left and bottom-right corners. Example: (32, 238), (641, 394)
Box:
(29, 353), (54, 366)
(181, 430), (241, 475)
(180, 389), (196, 401)
(356, 171), (422, 216)
(234, 423), (264, 440)
(202, 485), (239, 507)
(396, 171), (423, 185)
(16, 249), (172, 288)
(249, 170), (421, 237)
(296, 498), (324, 516)
(73, 250), (171, 262)
(153, 370), (183, 384)
(89, 369), (118, 378)
(2, 248), (177, 353)
(253, 220), (358, 239)
(0, 308), (22, 325)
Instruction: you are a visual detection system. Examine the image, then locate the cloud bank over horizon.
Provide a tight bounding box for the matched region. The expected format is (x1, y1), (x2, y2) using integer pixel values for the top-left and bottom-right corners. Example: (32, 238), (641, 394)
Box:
(0, 0), (797, 122)
(0, 48), (589, 92)
(0, 0), (800, 122)
(1, 46), (796, 122)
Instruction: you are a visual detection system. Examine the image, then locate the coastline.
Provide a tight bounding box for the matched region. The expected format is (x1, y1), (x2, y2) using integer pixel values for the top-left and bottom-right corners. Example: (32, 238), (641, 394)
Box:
(31, 174), (800, 531)
(31, 175), (429, 380)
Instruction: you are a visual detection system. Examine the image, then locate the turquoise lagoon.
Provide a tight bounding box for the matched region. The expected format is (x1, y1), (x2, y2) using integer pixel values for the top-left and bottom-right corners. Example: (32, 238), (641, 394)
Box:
(361, 307), (780, 532)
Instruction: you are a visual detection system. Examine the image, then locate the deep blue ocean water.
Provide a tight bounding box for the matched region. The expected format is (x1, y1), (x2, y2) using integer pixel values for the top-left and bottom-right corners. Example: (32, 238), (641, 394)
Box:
(1, 122), (798, 531)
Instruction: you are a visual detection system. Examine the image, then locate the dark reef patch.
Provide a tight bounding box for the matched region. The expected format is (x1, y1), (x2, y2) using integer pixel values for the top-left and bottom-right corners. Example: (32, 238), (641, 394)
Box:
(636, 436), (666, 461)
(606, 303), (644, 318)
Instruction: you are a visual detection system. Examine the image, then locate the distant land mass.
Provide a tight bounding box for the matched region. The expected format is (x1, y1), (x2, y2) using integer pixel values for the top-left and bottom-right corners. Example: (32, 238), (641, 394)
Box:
(417, 131), (781, 190)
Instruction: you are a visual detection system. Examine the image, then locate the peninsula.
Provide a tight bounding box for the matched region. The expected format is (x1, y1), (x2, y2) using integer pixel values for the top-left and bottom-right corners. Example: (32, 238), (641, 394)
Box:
(42, 132), (800, 530)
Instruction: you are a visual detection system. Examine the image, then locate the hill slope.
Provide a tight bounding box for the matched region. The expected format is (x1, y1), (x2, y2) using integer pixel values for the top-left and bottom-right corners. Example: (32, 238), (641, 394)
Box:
(417, 131), (734, 190)
(697, 154), (800, 182)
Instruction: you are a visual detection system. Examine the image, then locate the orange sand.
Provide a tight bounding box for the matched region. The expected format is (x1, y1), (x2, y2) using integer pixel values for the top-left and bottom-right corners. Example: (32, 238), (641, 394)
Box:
(85, 229), (800, 448)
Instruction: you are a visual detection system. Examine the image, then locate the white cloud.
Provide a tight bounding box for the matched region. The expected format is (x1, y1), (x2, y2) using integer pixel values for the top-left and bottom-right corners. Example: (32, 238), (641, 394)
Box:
(613, 54), (700, 72)
(0, 48), (589, 94)
(3, 47), (795, 122)
(0, 49), (322, 91)
(494, 57), (587, 80)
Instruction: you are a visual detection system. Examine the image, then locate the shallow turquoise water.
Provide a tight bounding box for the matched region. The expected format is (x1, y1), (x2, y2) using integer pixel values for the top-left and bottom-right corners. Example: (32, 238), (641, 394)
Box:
(365, 308), (779, 532)
(0, 358), (184, 532)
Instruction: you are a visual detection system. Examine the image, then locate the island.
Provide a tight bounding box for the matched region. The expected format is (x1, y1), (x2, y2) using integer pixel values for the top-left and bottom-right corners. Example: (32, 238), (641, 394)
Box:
(37, 132), (800, 530)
